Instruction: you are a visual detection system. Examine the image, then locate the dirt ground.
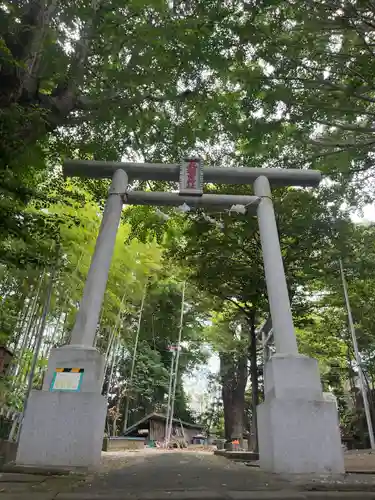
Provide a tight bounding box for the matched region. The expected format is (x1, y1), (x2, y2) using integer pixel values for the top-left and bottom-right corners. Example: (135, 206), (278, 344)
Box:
(99, 447), (375, 475)
(84, 449), (304, 492)
(344, 449), (375, 473)
(90, 448), (375, 491)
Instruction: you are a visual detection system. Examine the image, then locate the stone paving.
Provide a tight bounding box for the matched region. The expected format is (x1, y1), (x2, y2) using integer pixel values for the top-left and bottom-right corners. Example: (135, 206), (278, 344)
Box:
(1, 449), (375, 499)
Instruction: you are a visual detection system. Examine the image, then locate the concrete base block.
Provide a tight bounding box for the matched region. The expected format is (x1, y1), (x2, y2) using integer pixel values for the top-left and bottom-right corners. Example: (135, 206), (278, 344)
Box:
(16, 390), (106, 469)
(264, 354), (322, 400)
(258, 397), (344, 474)
(214, 450), (259, 461)
(257, 354), (344, 474)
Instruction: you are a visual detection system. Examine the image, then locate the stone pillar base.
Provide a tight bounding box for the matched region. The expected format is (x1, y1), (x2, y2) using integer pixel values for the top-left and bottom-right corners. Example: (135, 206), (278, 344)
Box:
(257, 354), (344, 474)
(16, 391), (106, 469)
(16, 346), (107, 469)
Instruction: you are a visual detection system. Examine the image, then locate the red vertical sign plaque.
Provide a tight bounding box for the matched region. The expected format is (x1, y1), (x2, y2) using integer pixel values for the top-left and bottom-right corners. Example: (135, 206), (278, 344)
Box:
(179, 158), (203, 196)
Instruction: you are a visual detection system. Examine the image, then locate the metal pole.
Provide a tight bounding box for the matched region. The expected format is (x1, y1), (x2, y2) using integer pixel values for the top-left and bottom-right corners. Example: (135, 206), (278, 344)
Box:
(254, 176), (298, 354)
(167, 282), (186, 443)
(70, 169), (128, 347)
(165, 349), (176, 446)
(339, 258), (375, 449)
(122, 284), (147, 433)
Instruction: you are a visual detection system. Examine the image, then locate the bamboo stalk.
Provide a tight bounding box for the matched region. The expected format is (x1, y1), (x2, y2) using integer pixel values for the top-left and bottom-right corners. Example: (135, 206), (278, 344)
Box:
(18, 263), (57, 441)
(123, 284), (148, 433)
(19, 305), (44, 385)
(102, 292), (127, 381)
(106, 337), (119, 399)
(13, 272), (45, 380)
(13, 293), (33, 350)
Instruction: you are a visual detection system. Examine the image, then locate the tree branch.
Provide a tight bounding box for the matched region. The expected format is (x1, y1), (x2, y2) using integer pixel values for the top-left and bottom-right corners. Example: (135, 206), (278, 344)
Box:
(51, 0), (103, 115)
(22, 0), (59, 96)
(309, 138), (375, 148)
(352, 93), (375, 104)
(75, 87), (205, 111)
(223, 296), (253, 317)
(5, 0), (43, 60)
(316, 119), (375, 133)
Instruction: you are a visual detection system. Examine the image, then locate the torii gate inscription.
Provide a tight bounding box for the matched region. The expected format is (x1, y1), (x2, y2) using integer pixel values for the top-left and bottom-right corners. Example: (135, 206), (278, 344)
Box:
(16, 160), (344, 474)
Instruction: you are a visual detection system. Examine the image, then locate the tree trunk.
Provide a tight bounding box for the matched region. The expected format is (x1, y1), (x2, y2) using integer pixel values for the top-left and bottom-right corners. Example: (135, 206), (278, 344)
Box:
(220, 345), (247, 442)
(221, 367), (234, 441)
(230, 394), (245, 440)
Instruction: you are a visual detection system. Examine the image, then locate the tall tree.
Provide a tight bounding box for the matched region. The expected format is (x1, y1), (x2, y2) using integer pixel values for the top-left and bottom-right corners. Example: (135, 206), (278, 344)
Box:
(1, 0), (249, 166)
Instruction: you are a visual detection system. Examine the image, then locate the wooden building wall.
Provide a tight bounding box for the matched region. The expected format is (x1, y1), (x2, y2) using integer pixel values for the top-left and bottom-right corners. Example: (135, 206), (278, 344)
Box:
(149, 418), (196, 441)
(149, 418), (166, 440)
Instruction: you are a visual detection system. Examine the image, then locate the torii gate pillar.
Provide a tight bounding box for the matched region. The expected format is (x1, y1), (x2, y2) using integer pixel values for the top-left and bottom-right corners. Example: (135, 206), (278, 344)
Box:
(254, 175), (344, 474)
(16, 169), (129, 470)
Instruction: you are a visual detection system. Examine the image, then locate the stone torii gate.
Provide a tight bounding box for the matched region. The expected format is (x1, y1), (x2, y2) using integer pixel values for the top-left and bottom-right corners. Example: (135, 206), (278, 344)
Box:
(16, 160), (344, 474)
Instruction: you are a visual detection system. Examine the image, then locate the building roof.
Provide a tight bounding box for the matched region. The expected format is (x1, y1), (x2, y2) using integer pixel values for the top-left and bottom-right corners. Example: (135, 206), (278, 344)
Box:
(0, 346), (13, 356)
(123, 412), (203, 436)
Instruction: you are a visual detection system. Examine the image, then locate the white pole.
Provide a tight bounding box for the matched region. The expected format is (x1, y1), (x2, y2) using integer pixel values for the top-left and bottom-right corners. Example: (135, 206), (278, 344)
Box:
(70, 169), (128, 347)
(165, 349), (176, 446)
(254, 176), (298, 354)
(167, 282), (186, 443)
(339, 258), (375, 449)
(106, 337), (119, 400)
(122, 284), (147, 432)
